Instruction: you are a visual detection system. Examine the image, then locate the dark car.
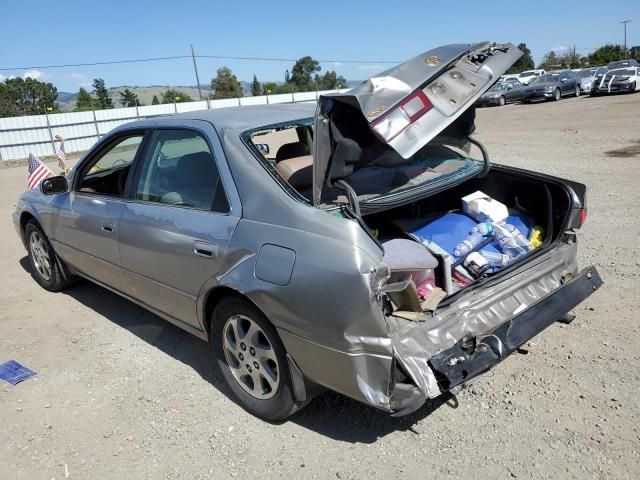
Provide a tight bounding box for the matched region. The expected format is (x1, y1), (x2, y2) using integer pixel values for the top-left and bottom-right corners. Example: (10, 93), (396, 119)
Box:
(521, 71), (581, 102)
(476, 79), (525, 106)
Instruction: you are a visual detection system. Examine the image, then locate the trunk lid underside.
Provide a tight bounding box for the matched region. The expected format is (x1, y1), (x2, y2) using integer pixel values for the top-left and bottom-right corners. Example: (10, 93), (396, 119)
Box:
(313, 42), (523, 205)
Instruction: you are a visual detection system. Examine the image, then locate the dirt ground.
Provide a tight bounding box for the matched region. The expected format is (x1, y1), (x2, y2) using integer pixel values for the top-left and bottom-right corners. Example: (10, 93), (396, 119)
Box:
(1, 93), (639, 480)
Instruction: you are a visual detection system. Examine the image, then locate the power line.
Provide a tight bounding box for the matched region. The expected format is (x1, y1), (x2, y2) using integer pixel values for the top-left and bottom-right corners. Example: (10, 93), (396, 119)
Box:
(0, 54), (401, 71)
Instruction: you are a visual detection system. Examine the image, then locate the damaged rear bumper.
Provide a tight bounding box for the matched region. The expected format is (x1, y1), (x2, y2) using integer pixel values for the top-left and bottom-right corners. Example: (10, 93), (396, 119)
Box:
(428, 266), (602, 392)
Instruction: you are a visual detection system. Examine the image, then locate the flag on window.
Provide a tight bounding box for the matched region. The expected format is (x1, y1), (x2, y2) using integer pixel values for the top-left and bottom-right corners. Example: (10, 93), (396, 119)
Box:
(27, 153), (54, 190)
(55, 135), (67, 171)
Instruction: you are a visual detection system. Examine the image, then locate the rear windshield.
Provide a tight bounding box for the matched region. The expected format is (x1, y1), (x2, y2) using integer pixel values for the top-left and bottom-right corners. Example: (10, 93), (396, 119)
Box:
(241, 117), (484, 207)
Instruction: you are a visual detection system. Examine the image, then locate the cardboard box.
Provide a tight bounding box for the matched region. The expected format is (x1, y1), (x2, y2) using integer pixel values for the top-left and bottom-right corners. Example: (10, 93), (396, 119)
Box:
(462, 190), (508, 223)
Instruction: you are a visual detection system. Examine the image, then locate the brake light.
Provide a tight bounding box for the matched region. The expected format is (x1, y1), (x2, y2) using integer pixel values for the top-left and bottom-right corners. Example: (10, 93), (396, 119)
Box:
(578, 207), (587, 227)
(370, 90), (433, 142)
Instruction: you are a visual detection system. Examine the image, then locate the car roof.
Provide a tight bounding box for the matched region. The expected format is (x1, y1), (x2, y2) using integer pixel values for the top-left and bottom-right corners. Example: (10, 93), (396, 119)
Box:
(133, 102), (317, 133)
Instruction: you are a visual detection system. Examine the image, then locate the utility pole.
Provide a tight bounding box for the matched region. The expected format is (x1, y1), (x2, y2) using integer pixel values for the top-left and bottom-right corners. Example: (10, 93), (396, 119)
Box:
(621, 20), (631, 58)
(191, 44), (203, 101)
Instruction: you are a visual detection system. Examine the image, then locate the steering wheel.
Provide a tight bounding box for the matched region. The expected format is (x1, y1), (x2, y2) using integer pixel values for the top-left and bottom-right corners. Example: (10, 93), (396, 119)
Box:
(112, 158), (128, 167)
(171, 201), (194, 207)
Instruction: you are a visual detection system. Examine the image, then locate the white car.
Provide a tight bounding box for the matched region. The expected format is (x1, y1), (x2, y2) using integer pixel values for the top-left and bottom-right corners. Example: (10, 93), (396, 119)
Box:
(592, 67), (640, 95)
(517, 69), (546, 85)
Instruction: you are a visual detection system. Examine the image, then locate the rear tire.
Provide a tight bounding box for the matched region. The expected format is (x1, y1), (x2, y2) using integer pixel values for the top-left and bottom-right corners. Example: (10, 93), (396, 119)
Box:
(574, 84), (581, 97)
(25, 220), (71, 291)
(211, 297), (301, 421)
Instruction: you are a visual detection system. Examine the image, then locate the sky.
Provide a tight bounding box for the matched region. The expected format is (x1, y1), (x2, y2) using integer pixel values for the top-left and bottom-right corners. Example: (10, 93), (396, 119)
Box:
(1, 0), (638, 93)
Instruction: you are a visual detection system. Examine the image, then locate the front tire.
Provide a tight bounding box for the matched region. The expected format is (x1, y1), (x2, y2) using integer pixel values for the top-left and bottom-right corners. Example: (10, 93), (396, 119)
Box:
(211, 297), (300, 421)
(553, 88), (561, 101)
(25, 220), (71, 291)
(498, 96), (506, 106)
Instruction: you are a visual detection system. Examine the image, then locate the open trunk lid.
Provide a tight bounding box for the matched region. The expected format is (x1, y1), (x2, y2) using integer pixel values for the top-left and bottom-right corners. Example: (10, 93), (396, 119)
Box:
(313, 42), (522, 206)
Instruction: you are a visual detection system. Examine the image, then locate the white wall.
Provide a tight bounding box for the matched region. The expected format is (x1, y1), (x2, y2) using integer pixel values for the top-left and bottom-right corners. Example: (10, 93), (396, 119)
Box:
(0, 89), (348, 161)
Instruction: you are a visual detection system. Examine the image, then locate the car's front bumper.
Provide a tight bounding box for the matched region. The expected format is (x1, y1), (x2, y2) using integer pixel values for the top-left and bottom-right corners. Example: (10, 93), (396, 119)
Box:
(523, 90), (555, 101)
(428, 266), (602, 391)
(595, 82), (635, 94)
(476, 96), (501, 106)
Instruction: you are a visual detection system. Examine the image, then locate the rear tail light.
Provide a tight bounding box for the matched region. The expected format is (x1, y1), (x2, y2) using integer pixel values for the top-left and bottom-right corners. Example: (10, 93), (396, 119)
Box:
(370, 90), (433, 142)
(578, 207), (587, 228)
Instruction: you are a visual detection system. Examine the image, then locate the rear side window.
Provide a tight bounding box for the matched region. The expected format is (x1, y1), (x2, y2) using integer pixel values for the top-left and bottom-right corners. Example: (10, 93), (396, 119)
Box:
(134, 129), (229, 212)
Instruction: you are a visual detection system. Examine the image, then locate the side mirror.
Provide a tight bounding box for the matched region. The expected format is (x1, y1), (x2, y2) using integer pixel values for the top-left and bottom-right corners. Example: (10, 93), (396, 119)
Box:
(40, 176), (68, 195)
(255, 143), (270, 155)
(560, 78), (568, 82)
(507, 84), (513, 90)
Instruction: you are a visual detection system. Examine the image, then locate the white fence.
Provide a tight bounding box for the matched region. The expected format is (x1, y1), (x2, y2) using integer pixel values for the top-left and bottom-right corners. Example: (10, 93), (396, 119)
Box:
(0, 89), (349, 161)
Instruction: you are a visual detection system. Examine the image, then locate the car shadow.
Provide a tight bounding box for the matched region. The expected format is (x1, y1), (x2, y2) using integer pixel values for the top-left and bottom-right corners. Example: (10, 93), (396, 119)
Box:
(19, 256), (452, 443)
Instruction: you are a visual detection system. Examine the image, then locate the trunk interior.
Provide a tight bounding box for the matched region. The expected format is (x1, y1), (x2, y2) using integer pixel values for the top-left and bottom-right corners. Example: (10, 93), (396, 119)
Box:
(363, 167), (573, 310)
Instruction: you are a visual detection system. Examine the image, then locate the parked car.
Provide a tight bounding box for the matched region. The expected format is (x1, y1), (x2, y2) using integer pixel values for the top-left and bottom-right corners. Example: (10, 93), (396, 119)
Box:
(592, 67), (640, 95)
(607, 59), (639, 70)
(516, 69), (546, 85)
(589, 67), (608, 96)
(575, 68), (597, 93)
(13, 42), (601, 420)
(476, 79), (525, 106)
(521, 70), (581, 102)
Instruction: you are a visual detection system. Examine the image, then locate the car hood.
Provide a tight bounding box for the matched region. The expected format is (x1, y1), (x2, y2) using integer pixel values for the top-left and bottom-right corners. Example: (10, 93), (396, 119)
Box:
(313, 42), (522, 206)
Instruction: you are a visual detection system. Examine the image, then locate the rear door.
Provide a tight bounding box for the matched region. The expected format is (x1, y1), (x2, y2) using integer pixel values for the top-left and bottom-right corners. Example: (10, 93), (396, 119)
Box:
(118, 124), (240, 330)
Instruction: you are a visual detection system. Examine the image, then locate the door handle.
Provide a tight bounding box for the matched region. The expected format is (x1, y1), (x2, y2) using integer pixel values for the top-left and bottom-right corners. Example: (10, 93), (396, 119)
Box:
(194, 240), (217, 258)
(101, 221), (114, 233)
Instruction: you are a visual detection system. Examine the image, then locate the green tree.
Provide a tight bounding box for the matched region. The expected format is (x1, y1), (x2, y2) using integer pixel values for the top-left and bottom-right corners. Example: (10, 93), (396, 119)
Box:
(211, 67), (243, 99)
(160, 89), (193, 104)
(92, 78), (113, 109)
(119, 88), (140, 107)
(588, 44), (625, 66)
(151, 95), (160, 105)
(74, 87), (95, 111)
(506, 43), (535, 73)
(250, 74), (261, 96)
(290, 56), (321, 91)
(316, 70), (347, 90)
(0, 77), (58, 117)
(537, 50), (560, 70)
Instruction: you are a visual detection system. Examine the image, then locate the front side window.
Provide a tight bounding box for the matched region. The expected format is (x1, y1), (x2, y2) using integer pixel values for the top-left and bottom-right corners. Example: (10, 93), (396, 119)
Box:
(134, 129), (229, 212)
(77, 135), (144, 196)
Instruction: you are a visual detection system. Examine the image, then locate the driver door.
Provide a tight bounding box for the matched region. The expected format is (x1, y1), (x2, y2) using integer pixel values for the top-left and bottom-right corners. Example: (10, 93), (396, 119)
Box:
(51, 132), (147, 290)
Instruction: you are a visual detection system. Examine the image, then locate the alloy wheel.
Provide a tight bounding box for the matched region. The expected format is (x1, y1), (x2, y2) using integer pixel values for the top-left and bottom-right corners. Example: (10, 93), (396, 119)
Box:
(29, 231), (51, 281)
(222, 314), (280, 400)
(555, 89), (561, 101)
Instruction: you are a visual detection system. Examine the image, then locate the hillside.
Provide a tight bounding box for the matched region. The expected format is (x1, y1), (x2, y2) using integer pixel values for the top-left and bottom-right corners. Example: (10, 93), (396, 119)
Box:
(57, 80), (361, 111)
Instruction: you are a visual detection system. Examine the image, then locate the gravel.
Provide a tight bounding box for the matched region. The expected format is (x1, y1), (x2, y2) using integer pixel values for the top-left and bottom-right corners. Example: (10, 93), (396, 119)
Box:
(1, 93), (639, 479)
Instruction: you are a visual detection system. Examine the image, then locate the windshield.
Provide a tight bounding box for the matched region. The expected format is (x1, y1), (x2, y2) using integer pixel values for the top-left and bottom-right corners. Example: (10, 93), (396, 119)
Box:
(518, 71), (538, 77)
(488, 82), (508, 91)
(576, 70), (593, 78)
(530, 74), (559, 84)
(609, 69), (635, 76)
(608, 61), (633, 69)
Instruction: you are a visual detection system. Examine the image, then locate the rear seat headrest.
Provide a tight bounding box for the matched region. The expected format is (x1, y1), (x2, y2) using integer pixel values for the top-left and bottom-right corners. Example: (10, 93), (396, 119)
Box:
(275, 155), (313, 189)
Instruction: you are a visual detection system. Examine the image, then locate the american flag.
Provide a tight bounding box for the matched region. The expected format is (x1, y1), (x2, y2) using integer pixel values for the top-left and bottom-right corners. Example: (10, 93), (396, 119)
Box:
(27, 153), (54, 190)
(55, 135), (67, 171)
